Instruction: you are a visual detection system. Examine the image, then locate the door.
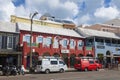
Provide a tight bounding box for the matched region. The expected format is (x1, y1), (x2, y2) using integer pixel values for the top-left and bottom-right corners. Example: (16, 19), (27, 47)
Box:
(50, 60), (59, 72)
(62, 54), (68, 67)
(89, 61), (96, 70)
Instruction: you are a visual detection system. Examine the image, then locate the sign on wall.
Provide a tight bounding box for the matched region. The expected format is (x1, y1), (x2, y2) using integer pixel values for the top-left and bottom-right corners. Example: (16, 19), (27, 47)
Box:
(61, 49), (69, 53)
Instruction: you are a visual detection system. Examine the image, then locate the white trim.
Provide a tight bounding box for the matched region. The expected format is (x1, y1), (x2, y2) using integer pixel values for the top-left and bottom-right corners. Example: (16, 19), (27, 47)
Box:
(36, 36), (43, 43)
(70, 39), (75, 49)
(23, 34), (33, 43)
(62, 38), (68, 48)
(7, 36), (13, 49)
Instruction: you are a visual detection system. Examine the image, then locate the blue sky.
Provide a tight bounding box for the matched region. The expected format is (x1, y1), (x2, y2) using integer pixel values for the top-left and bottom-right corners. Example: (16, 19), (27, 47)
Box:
(0, 0), (120, 26)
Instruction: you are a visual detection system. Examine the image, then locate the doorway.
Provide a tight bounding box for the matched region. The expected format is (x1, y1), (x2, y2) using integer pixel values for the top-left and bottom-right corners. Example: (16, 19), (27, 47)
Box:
(62, 54), (68, 67)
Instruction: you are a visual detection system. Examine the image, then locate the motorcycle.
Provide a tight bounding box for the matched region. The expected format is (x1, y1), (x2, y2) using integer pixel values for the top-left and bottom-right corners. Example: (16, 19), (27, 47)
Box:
(2, 65), (17, 76)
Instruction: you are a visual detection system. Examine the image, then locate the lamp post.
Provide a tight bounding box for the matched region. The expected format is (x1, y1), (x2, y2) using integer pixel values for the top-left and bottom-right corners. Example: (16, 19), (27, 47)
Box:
(29, 12), (38, 72)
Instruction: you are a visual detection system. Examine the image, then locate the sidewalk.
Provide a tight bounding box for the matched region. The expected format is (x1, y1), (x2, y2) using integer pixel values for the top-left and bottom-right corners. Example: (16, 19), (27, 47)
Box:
(66, 68), (77, 72)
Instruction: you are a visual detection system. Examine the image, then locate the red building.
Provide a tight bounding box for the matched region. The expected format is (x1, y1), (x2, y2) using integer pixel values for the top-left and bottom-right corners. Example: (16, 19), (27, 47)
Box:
(17, 22), (94, 68)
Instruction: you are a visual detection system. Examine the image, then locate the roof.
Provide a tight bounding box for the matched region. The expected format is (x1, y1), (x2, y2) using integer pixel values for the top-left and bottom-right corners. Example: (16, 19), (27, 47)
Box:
(17, 22), (84, 38)
(103, 18), (120, 27)
(77, 28), (120, 39)
(0, 21), (18, 33)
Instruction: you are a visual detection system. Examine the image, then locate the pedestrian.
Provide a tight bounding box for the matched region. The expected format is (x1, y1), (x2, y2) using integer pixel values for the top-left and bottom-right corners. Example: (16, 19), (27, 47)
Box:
(21, 65), (25, 75)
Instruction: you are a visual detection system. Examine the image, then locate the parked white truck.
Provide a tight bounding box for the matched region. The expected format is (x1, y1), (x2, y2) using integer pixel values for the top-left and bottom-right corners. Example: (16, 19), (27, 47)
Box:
(35, 56), (68, 74)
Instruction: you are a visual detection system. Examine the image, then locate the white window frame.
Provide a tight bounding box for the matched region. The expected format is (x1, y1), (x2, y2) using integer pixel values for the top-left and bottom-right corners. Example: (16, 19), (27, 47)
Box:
(43, 37), (52, 47)
(70, 39), (75, 49)
(78, 40), (83, 49)
(36, 36), (43, 43)
(53, 37), (59, 48)
(7, 36), (13, 49)
(23, 34), (32, 43)
(62, 38), (68, 48)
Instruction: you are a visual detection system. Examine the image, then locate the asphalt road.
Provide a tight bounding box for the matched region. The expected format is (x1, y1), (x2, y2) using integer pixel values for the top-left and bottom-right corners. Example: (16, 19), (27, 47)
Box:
(0, 69), (120, 80)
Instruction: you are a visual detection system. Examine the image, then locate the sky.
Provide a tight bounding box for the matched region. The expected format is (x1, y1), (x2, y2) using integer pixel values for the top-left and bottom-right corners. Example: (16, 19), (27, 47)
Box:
(0, 0), (120, 26)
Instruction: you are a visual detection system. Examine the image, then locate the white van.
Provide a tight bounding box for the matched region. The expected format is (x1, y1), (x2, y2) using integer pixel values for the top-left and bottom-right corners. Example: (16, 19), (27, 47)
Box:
(35, 56), (68, 74)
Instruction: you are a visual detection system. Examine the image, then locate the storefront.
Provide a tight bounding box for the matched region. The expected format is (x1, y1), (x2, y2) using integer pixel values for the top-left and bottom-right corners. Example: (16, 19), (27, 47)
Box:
(0, 51), (22, 67)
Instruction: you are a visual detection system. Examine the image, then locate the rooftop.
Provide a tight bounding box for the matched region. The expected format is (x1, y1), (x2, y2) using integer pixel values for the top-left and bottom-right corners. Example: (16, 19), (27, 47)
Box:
(77, 27), (120, 39)
(0, 21), (18, 33)
(103, 18), (120, 27)
(17, 22), (83, 38)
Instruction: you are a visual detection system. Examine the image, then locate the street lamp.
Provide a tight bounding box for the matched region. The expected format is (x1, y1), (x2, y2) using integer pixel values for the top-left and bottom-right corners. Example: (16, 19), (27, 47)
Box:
(30, 12), (38, 72)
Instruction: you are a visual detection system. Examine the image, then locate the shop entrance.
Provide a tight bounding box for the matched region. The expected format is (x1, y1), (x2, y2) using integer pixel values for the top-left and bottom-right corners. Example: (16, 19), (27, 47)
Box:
(106, 51), (111, 63)
(26, 52), (39, 69)
(70, 54), (76, 68)
(0, 54), (18, 66)
(62, 54), (68, 67)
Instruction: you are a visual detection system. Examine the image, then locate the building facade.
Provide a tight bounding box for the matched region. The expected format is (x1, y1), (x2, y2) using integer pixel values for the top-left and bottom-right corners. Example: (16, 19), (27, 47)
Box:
(0, 22), (22, 67)
(17, 22), (94, 68)
(77, 28), (120, 64)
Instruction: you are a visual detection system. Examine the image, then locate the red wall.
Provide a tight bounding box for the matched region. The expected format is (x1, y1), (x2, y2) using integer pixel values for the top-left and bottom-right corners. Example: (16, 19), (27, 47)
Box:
(19, 30), (94, 68)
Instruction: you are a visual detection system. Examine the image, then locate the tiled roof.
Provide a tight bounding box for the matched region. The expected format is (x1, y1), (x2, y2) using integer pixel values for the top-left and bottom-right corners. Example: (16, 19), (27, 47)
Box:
(77, 28), (120, 39)
(17, 22), (84, 38)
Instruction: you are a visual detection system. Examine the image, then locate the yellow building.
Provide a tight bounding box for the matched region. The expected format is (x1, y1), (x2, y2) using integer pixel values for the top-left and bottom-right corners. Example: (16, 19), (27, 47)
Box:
(10, 15), (75, 29)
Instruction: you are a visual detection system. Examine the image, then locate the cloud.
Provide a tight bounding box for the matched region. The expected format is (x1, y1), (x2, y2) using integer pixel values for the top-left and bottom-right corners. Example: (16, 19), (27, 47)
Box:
(0, 0), (15, 21)
(94, 6), (120, 19)
(25, 0), (79, 19)
(74, 14), (90, 25)
(0, 0), (120, 26)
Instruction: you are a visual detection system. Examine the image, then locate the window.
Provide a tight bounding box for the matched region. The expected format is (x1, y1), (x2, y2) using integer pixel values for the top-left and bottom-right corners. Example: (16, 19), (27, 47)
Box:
(53, 38), (59, 48)
(78, 40), (83, 49)
(43, 37), (52, 47)
(70, 39), (75, 49)
(36, 36), (43, 43)
(62, 39), (68, 48)
(46, 38), (52, 45)
(7, 36), (13, 49)
(89, 61), (94, 64)
(51, 61), (58, 65)
(23, 34), (31, 43)
(59, 61), (65, 65)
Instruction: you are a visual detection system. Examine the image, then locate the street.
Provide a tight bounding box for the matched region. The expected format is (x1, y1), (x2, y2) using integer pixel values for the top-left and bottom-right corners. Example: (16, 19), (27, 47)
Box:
(0, 69), (120, 80)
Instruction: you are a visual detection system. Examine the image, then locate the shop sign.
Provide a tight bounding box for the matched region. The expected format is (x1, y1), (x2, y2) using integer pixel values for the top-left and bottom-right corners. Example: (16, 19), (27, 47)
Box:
(61, 49), (69, 53)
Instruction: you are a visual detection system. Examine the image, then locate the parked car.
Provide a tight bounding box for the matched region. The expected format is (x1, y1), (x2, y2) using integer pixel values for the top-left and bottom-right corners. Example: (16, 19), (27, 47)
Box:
(74, 57), (102, 71)
(35, 56), (68, 74)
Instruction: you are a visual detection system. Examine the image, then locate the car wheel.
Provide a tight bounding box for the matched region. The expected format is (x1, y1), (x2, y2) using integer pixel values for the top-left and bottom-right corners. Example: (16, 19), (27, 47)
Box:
(45, 69), (50, 74)
(84, 68), (88, 72)
(60, 69), (64, 73)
